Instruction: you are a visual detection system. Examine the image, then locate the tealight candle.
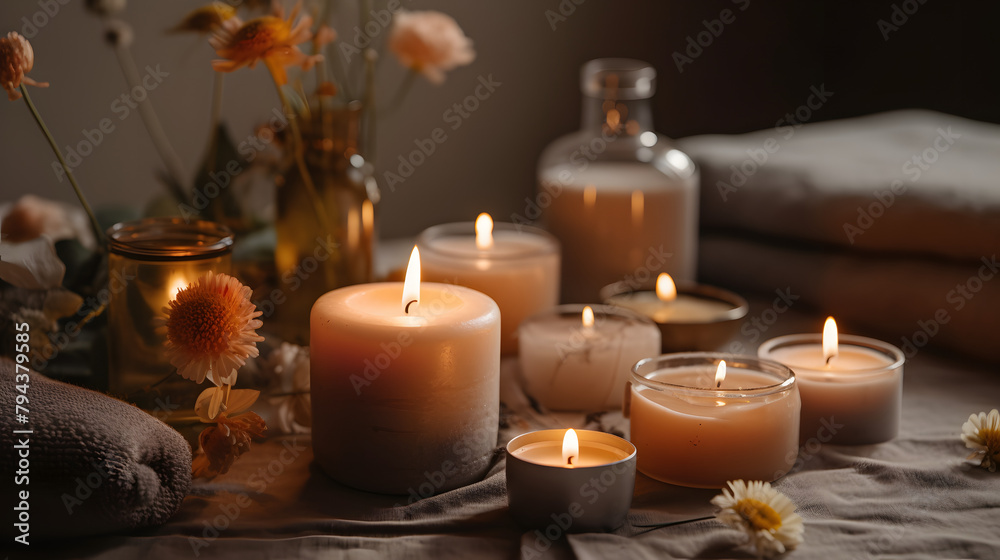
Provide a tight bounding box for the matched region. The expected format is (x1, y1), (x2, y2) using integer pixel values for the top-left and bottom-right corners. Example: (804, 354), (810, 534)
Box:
(518, 304), (661, 411)
(602, 273), (748, 352)
(506, 429), (636, 532)
(626, 353), (800, 488)
(758, 318), (905, 445)
(418, 215), (560, 354)
(311, 248), (502, 494)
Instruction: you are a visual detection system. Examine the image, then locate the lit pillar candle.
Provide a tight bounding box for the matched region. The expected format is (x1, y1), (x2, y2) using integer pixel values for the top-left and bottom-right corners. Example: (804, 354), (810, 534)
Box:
(626, 354), (800, 488)
(506, 429), (636, 532)
(758, 318), (905, 445)
(518, 304), (660, 411)
(603, 273), (748, 351)
(417, 214), (560, 354)
(310, 247), (502, 495)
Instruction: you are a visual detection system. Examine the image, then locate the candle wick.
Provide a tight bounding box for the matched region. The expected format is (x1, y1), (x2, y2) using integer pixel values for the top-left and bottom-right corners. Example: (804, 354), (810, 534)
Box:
(405, 299), (418, 314)
(716, 380), (721, 388)
(567, 456), (574, 466)
(825, 354), (834, 365)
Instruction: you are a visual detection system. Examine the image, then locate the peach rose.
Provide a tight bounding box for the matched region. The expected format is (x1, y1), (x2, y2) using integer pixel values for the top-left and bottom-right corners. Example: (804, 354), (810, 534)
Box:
(0, 31), (49, 101)
(389, 10), (474, 84)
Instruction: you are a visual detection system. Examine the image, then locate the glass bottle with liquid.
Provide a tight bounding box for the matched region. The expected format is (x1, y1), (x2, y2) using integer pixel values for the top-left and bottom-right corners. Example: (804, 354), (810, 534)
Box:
(538, 58), (699, 303)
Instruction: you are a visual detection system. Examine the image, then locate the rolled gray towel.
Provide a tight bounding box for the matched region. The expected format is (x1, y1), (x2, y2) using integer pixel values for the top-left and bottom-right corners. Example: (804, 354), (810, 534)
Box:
(0, 357), (190, 540)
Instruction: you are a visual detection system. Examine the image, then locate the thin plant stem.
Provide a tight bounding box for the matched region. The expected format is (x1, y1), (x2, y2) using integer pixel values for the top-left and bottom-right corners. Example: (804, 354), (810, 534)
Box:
(384, 69), (417, 116)
(631, 515), (715, 536)
(207, 71), (224, 170)
(265, 62), (338, 287)
(361, 0), (377, 160)
(19, 85), (106, 247)
(109, 24), (189, 205)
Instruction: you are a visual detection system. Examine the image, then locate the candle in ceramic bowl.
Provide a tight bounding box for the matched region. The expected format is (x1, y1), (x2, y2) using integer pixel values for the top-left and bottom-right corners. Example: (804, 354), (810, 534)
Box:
(626, 353), (800, 488)
(418, 214), (560, 354)
(506, 429), (636, 532)
(311, 248), (502, 495)
(758, 317), (905, 445)
(602, 273), (748, 352)
(518, 304), (660, 411)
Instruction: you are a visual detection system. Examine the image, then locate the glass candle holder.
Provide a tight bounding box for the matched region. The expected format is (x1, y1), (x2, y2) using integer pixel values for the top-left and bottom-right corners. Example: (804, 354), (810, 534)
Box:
(626, 353), (800, 488)
(417, 220), (560, 355)
(518, 304), (660, 412)
(107, 217), (233, 419)
(758, 334), (905, 445)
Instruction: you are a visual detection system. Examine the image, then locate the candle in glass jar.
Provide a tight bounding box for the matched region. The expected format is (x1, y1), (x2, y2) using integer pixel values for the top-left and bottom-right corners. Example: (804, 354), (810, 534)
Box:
(418, 215), (560, 354)
(758, 318), (904, 445)
(310, 248), (502, 494)
(518, 304), (660, 411)
(627, 354), (800, 488)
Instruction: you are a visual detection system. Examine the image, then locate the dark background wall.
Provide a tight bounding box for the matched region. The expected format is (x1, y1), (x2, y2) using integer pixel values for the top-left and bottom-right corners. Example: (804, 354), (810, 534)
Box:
(1, 0), (996, 239)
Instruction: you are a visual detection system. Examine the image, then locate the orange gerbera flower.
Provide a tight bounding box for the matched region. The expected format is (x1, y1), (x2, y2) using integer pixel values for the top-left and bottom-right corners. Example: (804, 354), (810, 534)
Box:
(1, 32), (49, 101)
(209, 3), (321, 85)
(171, 2), (239, 34)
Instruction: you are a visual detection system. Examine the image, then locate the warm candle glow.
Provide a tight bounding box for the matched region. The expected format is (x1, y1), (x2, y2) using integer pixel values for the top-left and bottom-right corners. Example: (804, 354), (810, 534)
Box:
(402, 246), (421, 314)
(582, 306), (595, 328)
(475, 213), (494, 250)
(715, 360), (726, 388)
(823, 316), (838, 364)
(655, 273), (677, 302)
(168, 275), (189, 300)
(562, 429), (579, 466)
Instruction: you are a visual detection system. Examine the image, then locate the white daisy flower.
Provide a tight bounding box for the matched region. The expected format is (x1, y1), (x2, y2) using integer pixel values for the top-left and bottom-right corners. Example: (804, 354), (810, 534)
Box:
(961, 409), (1000, 472)
(711, 479), (804, 558)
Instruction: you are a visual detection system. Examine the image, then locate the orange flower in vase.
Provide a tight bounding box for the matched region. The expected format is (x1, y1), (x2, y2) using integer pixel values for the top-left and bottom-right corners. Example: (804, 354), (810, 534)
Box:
(209, 3), (322, 85)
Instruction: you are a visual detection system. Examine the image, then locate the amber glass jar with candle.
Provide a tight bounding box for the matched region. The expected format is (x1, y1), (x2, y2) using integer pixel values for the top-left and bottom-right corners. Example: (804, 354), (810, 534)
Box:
(107, 217), (233, 420)
(539, 58), (699, 303)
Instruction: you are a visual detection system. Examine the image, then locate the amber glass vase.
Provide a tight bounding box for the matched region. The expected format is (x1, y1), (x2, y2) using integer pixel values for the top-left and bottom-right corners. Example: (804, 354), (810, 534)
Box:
(107, 217), (233, 423)
(273, 103), (378, 345)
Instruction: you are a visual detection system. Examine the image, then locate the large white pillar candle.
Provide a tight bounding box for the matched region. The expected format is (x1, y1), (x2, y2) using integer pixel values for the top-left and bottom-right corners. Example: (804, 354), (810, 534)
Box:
(518, 304), (660, 411)
(758, 318), (905, 445)
(418, 215), (560, 355)
(627, 354), (800, 488)
(310, 248), (501, 495)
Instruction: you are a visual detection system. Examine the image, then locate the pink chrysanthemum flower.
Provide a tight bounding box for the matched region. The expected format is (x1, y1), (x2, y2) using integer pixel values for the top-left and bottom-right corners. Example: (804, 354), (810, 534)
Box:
(388, 10), (474, 84)
(162, 272), (264, 386)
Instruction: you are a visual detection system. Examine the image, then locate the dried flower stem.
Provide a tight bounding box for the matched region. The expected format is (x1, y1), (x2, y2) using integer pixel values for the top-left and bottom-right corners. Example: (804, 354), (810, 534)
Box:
(109, 32), (189, 204)
(385, 69), (417, 116)
(207, 71), (225, 169)
(19, 85), (106, 247)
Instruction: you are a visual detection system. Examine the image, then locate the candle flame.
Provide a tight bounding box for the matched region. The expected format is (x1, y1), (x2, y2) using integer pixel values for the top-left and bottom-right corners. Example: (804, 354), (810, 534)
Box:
(562, 429), (579, 467)
(823, 316), (838, 364)
(402, 246), (421, 315)
(656, 273), (677, 302)
(475, 213), (494, 250)
(715, 360), (726, 388)
(582, 306), (595, 328)
(168, 276), (189, 300)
